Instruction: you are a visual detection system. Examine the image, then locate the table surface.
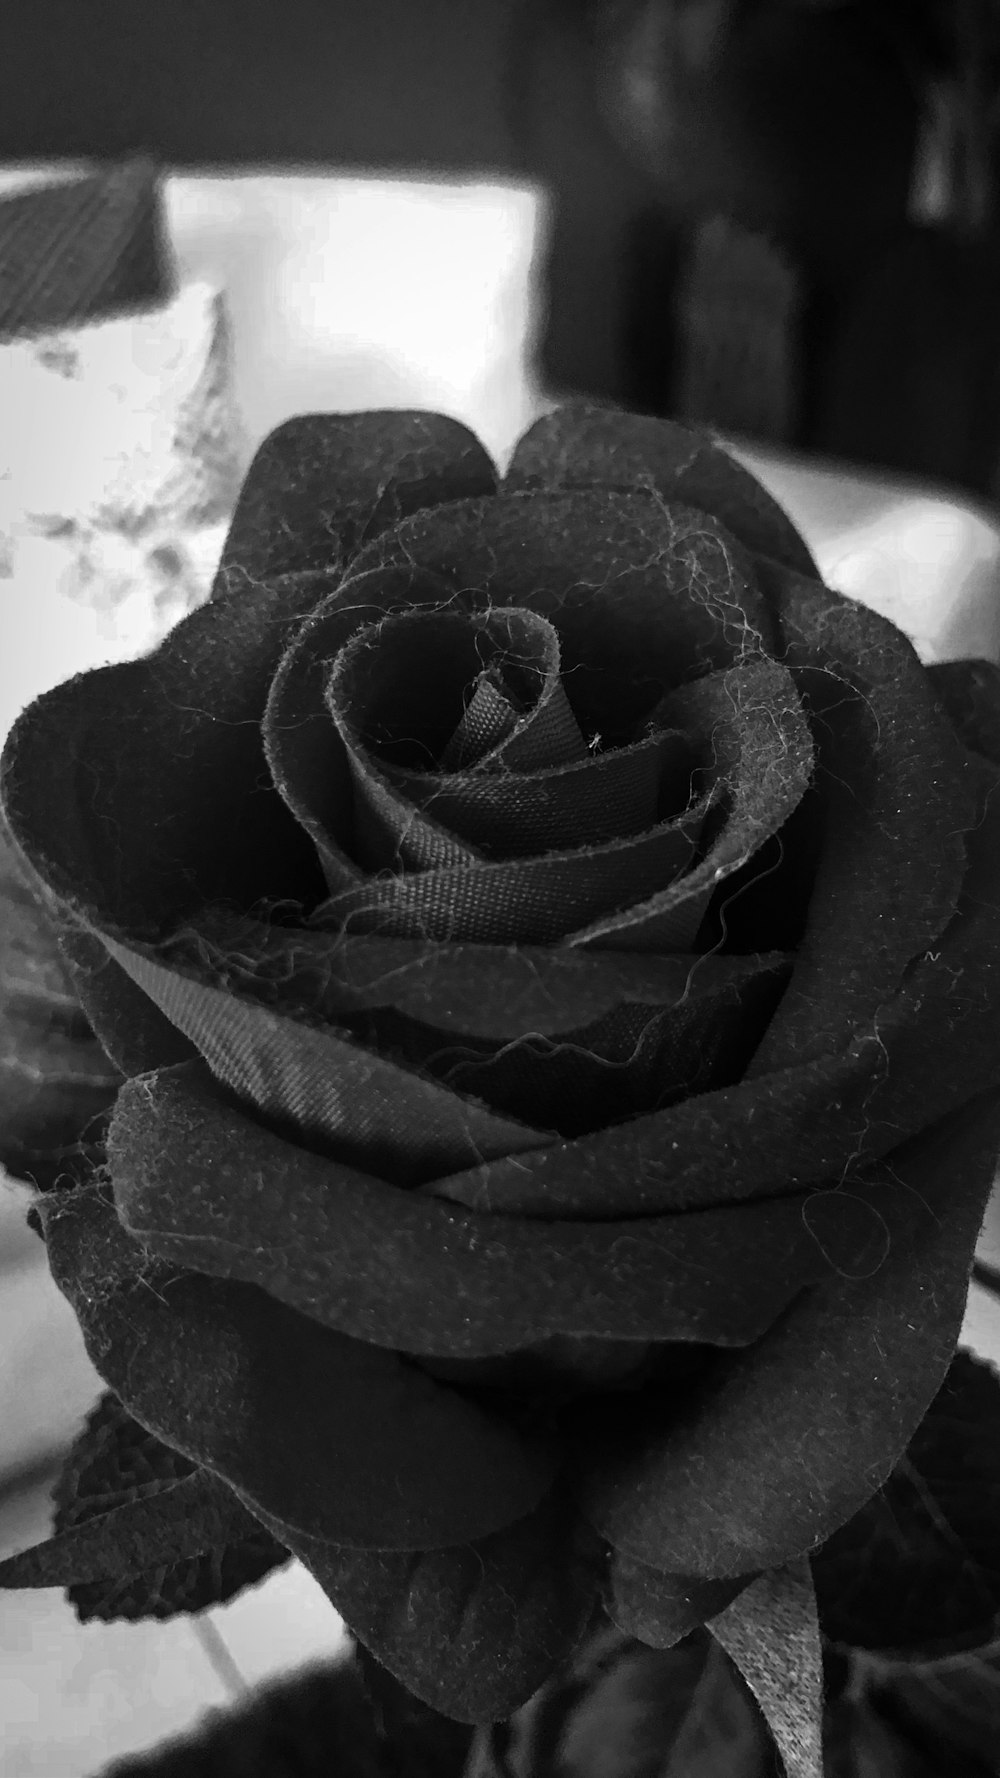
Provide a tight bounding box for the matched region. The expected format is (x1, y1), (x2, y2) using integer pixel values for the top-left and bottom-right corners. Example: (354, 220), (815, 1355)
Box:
(0, 166), (999, 1776)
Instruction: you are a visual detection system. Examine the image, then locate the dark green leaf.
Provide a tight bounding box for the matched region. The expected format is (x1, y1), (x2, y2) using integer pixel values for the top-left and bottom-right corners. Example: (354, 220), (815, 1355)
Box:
(813, 1351), (1000, 1658)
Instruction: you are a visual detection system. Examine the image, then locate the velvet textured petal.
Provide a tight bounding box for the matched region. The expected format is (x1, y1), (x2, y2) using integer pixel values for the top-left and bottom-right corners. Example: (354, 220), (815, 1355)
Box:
(433, 740), (1000, 1217)
(750, 562), (976, 1070)
(252, 1493), (601, 1724)
(0, 821), (119, 1183)
(604, 1549), (750, 1650)
(0, 574), (330, 942)
(46, 1388), (289, 1624)
(213, 409), (499, 589)
(0, 1470), (258, 1590)
(37, 1175), (556, 1550)
(566, 658), (813, 953)
(503, 402), (819, 578)
(812, 1350), (1000, 1659)
(572, 1092), (1000, 1578)
(109, 1062), (917, 1361)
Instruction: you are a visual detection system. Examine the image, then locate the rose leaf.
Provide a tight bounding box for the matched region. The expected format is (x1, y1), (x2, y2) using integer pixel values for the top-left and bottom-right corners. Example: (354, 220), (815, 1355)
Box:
(0, 1390), (287, 1620)
(811, 1350), (1000, 1659)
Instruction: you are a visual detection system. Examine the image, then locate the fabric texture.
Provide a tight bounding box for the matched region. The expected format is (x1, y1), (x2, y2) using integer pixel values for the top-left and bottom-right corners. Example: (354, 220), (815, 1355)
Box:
(1, 403), (999, 1734)
(0, 158), (167, 342)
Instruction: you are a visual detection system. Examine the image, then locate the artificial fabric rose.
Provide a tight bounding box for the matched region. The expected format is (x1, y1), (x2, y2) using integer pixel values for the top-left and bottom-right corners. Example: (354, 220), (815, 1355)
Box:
(2, 404), (1000, 1732)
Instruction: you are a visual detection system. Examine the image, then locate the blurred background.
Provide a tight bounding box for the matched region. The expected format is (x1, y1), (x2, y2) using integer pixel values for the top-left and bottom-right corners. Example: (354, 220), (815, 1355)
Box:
(1, 0), (999, 493)
(2, 3), (1000, 1773)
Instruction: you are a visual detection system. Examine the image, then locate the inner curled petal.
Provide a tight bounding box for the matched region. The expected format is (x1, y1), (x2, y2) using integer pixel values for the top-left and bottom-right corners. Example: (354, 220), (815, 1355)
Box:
(568, 657), (814, 953)
(312, 650), (811, 950)
(324, 604), (696, 870)
(263, 489), (780, 900)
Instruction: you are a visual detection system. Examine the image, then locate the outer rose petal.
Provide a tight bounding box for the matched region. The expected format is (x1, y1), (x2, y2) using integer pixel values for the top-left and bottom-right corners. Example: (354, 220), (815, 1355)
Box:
(213, 409), (499, 588)
(572, 1093), (1000, 1578)
(248, 1493), (602, 1724)
(0, 820), (119, 1184)
(36, 1171), (556, 1551)
(503, 401), (819, 577)
(749, 562), (976, 1069)
(0, 413), (500, 1060)
(107, 1060), (916, 1359)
